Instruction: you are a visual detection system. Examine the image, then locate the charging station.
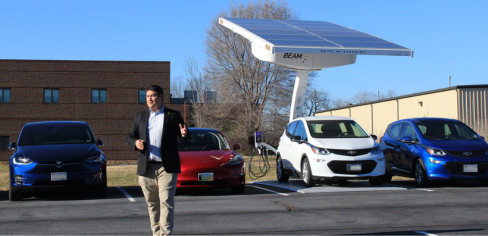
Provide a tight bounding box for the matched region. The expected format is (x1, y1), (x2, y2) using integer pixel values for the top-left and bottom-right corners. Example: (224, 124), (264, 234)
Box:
(219, 17), (413, 178)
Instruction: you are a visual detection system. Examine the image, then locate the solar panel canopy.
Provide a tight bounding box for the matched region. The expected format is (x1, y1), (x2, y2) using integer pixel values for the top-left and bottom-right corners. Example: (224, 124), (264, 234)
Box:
(219, 18), (413, 70)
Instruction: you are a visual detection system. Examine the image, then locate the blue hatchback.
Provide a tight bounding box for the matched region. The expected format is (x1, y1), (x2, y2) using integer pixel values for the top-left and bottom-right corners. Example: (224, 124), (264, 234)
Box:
(379, 118), (488, 186)
(8, 121), (107, 200)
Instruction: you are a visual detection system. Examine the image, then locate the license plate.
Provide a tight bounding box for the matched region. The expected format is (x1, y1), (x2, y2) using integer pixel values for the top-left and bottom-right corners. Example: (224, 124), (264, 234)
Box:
(463, 164), (478, 173)
(347, 163), (362, 172)
(198, 173), (214, 181)
(51, 172), (67, 181)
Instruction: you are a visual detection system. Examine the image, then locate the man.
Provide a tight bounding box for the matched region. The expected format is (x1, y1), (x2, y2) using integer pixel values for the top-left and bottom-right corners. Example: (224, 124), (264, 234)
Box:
(128, 85), (191, 236)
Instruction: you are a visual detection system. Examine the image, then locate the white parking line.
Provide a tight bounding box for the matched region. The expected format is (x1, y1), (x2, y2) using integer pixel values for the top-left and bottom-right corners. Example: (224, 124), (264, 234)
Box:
(117, 186), (135, 202)
(415, 230), (438, 236)
(249, 185), (289, 196)
(383, 183), (434, 192)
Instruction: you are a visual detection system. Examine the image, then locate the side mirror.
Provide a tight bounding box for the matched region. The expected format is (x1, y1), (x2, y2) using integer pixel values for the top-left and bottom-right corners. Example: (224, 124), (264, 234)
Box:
(291, 135), (302, 142)
(8, 142), (16, 151)
(96, 139), (104, 147)
(480, 136), (485, 140)
(233, 143), (241, 150)
(371, 134), (377, 140)
(400, 137), (413, 143)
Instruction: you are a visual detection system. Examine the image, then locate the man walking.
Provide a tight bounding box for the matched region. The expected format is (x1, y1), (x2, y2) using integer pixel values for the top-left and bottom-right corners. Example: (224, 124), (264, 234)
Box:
(128, 85), (190, 236)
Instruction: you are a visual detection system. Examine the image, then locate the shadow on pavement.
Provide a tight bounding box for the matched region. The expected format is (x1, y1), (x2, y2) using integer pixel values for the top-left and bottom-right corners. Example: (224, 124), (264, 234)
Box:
(349, 228), (485, 235)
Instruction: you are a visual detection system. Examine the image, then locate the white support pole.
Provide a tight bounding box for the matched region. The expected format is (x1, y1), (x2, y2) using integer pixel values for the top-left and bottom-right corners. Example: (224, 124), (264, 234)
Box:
(289, 70), (309, 122)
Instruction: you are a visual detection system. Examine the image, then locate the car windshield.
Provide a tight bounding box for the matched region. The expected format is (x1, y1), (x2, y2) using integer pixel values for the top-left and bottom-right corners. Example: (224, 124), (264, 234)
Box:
(177, 130), (230, 151)
(307, 120), (369, 138)
(19, 126), (95, 145)
(415, 120), (479, 140)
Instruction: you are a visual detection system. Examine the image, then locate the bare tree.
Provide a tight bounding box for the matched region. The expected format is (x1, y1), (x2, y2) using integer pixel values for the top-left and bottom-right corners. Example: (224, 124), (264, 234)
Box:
(303, 79), (331, 116)
(170, 74), (186, 98)
(380, 89), (397, 99)
(204, 0), (297, 147)
(351, 90), (377, 104)
(184, 57), (215, 128)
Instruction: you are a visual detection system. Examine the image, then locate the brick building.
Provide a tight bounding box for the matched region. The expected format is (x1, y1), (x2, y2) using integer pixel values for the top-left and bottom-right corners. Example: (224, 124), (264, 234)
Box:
(0, 59), (187, 161)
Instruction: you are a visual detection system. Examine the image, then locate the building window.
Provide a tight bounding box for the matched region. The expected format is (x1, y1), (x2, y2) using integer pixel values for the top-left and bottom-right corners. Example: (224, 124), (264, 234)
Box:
(0, 88), (10, 103)
(0, 136), (9, 151)
(139, 89), (146, 104)
(44, 89), (59, 103)
(92, 89), (107, 103)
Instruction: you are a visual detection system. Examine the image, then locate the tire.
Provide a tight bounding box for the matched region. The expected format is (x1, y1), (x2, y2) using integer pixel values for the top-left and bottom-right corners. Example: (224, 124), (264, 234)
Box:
(94, 170), (107, 197)
(384, 169), (393, 183)
(231, 184), (245, 194)
(276, 156), (289, 182)
(94, 182), (107, 197)
(9, 178), (22, 201)
(369, 176), (384, 186)
(414, 159), (430, 187)
(479, 179), (488, 186)
(301, 157), (315, 187)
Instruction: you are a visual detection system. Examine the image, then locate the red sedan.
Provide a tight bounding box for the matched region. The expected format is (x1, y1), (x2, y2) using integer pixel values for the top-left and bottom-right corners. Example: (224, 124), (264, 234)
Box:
(177, 128), (245, 193)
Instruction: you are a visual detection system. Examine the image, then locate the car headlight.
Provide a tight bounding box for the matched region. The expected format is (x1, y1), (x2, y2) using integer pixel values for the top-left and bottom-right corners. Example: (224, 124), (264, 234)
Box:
(228, 154), (243, 165)
(308, 144), (330, 155)
(429, 158), (443, 164)
(371, 145), (382, 154)
(13, 157), (34, 165)
(85, 154), (103, 163)
(425, 147), (446, 156)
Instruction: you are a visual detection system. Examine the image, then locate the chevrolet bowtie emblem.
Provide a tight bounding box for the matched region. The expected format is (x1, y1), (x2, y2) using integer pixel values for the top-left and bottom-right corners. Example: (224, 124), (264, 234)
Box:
(348, 151), (357, 155)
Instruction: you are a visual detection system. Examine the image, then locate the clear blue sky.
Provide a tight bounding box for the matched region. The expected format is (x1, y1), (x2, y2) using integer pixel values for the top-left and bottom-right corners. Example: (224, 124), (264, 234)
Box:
(1, 0), (487, 101)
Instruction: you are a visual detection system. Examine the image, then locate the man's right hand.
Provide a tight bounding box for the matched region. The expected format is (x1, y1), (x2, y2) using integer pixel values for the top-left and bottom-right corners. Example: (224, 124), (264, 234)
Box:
(136, 140), (145, 150)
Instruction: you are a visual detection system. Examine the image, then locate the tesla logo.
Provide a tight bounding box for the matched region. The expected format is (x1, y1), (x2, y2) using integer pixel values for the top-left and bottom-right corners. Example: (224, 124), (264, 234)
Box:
(463, 152), (472, 156)
(210, 155), (223, 160)
(56, 161), (62, 168)
(348, 151), (357, 155)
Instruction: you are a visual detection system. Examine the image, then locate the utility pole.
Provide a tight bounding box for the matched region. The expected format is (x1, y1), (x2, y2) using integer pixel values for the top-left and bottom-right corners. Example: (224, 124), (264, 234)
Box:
(448, 76), (451, 87)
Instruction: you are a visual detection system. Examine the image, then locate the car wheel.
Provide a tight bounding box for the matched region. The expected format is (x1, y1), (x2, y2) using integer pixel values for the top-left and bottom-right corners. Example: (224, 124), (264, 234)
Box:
(415, 159), (430, 187)
(276, 156), (289, 182)
(384, 169), (393, 183)
(9, 179), (22, 201)
(301, 157), (315, 187)
(94, 181), (107, 197)
(231, 184), (245, 194)
(479, 179), (488, 186)
(369, 176), (384, 186)
(94, 170), (107, 197)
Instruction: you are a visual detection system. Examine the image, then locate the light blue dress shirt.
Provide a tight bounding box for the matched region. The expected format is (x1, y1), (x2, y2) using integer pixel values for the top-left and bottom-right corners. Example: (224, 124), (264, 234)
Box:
(147, 106), (165, 162)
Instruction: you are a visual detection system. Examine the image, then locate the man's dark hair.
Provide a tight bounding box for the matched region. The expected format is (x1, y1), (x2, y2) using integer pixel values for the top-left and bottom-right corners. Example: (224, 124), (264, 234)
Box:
(146, 85), (163, 97)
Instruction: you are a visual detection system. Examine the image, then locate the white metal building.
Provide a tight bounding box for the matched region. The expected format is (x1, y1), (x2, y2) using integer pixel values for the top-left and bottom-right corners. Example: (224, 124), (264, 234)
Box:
(314, 85), (488, 138)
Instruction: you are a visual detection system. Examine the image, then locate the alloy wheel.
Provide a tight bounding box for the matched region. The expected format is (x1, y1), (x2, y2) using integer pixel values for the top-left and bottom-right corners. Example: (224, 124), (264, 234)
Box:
(415, 162), (423, 184)
(302, 161), (309, 184)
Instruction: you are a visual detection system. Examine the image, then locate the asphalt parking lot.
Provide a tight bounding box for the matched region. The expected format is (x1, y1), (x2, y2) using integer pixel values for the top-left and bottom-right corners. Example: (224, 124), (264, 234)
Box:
(1, 179), (488, 235)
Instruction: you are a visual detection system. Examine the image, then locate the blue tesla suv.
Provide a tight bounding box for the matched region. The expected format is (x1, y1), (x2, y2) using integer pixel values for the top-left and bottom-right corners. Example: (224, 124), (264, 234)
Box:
(379, 118), (488, 186)
(8, 121), (107, 200)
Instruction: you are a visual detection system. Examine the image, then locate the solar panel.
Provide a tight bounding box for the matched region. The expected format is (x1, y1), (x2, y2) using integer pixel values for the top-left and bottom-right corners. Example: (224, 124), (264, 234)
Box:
(220, 18), (413, 57)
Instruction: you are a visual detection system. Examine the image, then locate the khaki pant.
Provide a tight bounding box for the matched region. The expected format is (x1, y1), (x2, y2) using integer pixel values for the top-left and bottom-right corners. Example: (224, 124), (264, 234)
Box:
(139, 162), (178, 236)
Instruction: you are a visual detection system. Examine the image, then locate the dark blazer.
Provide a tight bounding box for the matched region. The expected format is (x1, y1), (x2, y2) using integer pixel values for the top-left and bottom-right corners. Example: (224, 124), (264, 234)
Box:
(127, 107), (191, 175)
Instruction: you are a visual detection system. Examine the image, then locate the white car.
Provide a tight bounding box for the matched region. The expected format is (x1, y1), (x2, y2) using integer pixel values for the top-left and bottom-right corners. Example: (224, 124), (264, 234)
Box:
(276, 116), (385, 187)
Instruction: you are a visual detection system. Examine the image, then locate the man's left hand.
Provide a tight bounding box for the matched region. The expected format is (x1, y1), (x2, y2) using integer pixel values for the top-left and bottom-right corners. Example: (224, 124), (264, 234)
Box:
(179, 123), (188, 138)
